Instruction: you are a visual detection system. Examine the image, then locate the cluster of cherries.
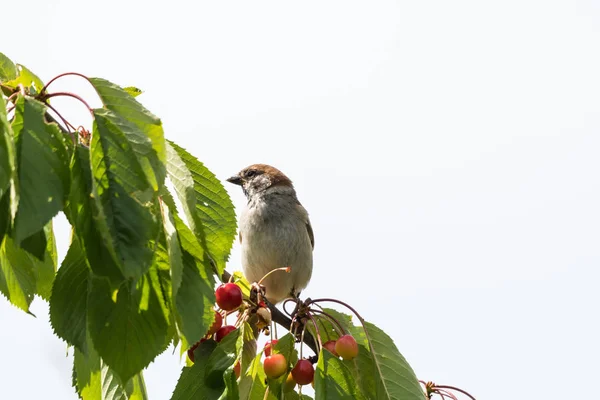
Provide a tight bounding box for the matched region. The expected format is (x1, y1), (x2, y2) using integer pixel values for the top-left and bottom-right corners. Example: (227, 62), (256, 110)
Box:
(186, 283), (241, 362)
(187, 281), (360, 389)
(263, 333), (358, 388)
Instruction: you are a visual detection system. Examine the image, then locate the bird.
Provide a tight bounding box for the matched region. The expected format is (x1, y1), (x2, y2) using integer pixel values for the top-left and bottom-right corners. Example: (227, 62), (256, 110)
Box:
(226, 164), (314, 304)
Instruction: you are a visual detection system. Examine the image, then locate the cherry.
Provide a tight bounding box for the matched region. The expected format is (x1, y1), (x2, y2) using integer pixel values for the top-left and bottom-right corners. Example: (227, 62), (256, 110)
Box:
(215, 325), (236, 342)
(283, 373), (296, 392)
(207, 310), (223, 336)
(264, 339), (279, 357)
(291, 359), (314, 386)
(215, 283), (243, 311)
(335, 334), (359, 360)
(187, 338), (206, 363)
(263, 353), (287, 379)
(323, 340), (339, 357)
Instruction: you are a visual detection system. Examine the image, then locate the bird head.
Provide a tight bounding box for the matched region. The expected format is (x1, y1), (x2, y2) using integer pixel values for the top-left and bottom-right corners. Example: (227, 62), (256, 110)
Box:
(226, 164), (294, 199)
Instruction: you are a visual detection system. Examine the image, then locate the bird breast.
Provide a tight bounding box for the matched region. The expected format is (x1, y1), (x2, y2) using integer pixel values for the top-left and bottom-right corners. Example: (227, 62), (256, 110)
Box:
(239, 192), (313, 302)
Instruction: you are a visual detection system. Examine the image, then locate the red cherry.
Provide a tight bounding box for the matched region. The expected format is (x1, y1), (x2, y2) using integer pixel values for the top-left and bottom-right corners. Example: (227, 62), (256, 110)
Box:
(264, 339), (279, 357)
(323, 340), (339, 357)
(335, 335), (359, 360)
(263, 354), (287, 379)
(215, 283), (243, 311)
(215, 325), (236, 342)
(291, 359), (314, 385)
(207, 310), (223, 336)
(186, 338), (206, 363)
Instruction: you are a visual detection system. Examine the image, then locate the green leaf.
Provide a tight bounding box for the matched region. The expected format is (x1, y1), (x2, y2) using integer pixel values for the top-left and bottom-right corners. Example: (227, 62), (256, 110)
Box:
(0, 236), (36, 312)
(239, 353), (267, 400)
(308, 315), (340, 344)
(73, 340), (102, 399)
(0, 93), (17, 243)
(87, 274), (170, 383)
(73, 335), (149, 400)
(123, 86), (143, 98)
(0, 93), (15, 199)
(4, 64), (45, 94)
(124, 373), (149, 400)
(0, 222), (56, 311)
(272, 333), (297, 365)
(220, 366), (240, 400)
(315, 350), (365, 400)
(359, 321), (423, 400)
(320, 308), (423, 400)
(91, 101), (165, 191)
(160, 200), (183, 305)
(89, 78), (165, 166)
(166, 141), (237, 274)
(148, 239), (178, 346)
(239, 322), (257, 379)
(232, 271), (251, 299)
(170, 340), (224, 400)
(19, 228), (47, 260)
(205, 327), (242, 389)
(90, 108), (159, 279)
(0, 52), (17, 81)
(173, 213), (216, 345)
(32, 222), (57, 299)
(50, 236), (90, 353)
(66, 145), (123, 283)
(283, 392), (313, 400)
(11, 96), (70, 243)
(0, 193), (10, 243)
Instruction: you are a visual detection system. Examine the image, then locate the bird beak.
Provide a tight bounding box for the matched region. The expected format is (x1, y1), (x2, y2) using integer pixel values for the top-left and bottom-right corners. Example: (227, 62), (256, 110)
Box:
(226, 175), (243, 185)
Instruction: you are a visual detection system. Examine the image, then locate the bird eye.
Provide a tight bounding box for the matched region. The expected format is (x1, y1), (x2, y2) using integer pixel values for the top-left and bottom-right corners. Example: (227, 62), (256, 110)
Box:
(246, 170), (257, 178)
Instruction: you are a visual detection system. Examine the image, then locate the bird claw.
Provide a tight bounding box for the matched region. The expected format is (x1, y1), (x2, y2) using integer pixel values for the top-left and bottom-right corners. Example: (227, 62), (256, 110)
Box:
(249, 282), (267, 306)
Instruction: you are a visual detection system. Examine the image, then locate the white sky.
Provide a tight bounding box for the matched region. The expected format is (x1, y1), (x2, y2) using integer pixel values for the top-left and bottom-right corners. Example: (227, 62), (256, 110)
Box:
(2, 1), (600, 399)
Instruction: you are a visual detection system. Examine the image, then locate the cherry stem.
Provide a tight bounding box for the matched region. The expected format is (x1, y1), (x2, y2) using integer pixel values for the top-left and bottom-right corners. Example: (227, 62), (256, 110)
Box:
(282, 298), (299, 318)
(42, 92), (93, 115)
(45, 103), (76, 144)
(434, 386), (476, 400)
(309, 308), (346, 337)
(219, 270), (329, 361)
(306, 297), (384, 378)
(305, 312), (323, 355)
(39, 72), (94, 95)
(436, 389), (458, 400)
(6, 91), (19, 105)
(257, 266), (291, 286)
(234, 309), (247, 328)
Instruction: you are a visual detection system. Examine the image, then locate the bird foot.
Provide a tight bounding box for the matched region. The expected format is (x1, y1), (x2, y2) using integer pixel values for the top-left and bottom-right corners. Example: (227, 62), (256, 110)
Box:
(249, 282), (267, 306)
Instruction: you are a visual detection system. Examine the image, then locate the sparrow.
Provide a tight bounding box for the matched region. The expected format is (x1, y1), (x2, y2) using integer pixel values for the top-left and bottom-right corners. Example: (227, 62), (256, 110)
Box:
(227, 164), (314, 304)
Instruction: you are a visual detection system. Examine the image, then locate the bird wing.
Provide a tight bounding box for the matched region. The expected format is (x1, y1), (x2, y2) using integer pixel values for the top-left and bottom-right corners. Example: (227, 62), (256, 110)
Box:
(306, 219), (315, 249)
(296, 202), (314, 250)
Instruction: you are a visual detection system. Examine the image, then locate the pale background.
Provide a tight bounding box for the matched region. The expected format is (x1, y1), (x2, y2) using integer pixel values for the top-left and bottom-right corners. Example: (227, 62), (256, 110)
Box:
(1, 1), (599, 399)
